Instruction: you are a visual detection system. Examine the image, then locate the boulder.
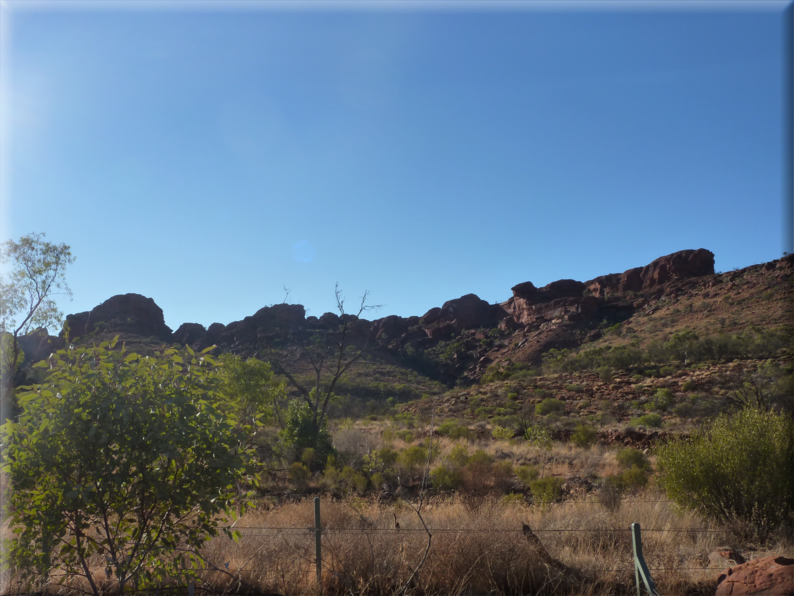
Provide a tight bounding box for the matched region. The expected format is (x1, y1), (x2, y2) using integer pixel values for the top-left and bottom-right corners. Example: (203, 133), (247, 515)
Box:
(15, 328), (64, 363)
(173, 323), (207, 346)
(62, 294), (172, 341)
(716, 556), (794, 596)
(438, 294), (502, 331)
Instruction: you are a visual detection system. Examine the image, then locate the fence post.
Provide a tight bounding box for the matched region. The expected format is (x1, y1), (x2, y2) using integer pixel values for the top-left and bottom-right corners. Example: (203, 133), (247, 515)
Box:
(631, 523), (659, 596)
(315, 497), (322, 596)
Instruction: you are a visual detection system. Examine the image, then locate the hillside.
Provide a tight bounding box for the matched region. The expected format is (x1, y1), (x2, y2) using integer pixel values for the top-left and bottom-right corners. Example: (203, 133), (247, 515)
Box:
(13, 249), (793, 419)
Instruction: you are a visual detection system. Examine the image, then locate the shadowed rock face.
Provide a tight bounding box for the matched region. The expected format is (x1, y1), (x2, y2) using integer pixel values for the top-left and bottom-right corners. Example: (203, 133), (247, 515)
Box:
(61, 293), (172, 341)
(585, 249), (715, 298)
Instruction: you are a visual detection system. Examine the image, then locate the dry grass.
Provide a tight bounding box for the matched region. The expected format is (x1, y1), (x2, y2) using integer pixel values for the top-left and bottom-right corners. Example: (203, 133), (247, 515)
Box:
(194, 491), (793, 596)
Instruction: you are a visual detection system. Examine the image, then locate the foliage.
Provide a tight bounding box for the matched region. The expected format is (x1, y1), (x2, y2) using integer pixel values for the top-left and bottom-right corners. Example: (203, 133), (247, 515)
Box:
(0, 232), (74, 336)
(535, 398), (565, 416)
(523, 424), (553, 450)
(491, 424), (515, 440)
(279, 399), (335, 468)
(570, 423), (598, 448)
(616, 448), (651, 472)
(0, 340), (252, 595)
(430, 464), (464, 491)
(646, 388), (674, 412)
(217, 354), (286, 427)
(529, 477), (564, 506)
(630, 413), (663, 428)
(656, 408), (794, 536)
(289, 462), (312, 490)
(516, 465), (540, 486)
(0, 233), (74, 421)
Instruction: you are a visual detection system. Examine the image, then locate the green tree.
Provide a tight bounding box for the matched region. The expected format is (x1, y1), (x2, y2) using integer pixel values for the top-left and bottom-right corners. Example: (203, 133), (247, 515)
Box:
(0, 233), (74, 421)
(656, 408), (794, 537)
(278, 399), (334, 468)
(217, 354), (286, 427)
(665, 330), (699, 365)
(0, 339), (254, 595)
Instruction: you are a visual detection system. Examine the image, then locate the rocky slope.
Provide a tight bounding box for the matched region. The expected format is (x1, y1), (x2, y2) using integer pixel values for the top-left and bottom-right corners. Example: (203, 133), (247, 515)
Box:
(14, 249), (794, 390)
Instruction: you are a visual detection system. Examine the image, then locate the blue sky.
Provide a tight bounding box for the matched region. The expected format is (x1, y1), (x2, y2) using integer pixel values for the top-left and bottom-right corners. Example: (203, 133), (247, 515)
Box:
(1, 2), (790, 332)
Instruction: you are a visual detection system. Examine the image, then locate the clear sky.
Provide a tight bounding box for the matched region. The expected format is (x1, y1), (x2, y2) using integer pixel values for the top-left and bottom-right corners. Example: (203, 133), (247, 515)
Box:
(1, 2), (790, 332)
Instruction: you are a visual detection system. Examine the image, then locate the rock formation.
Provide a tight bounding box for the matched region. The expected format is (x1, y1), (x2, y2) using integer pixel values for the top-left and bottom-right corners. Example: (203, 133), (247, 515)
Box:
(61, 293), (172, 341)
(716, 555), (794, 596)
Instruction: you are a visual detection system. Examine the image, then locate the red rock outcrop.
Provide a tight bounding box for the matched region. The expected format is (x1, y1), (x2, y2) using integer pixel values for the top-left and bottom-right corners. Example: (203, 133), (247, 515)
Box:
(585, 249), (715, 298)
(61, 294), (172, 341)
(716, 556), (794, 596)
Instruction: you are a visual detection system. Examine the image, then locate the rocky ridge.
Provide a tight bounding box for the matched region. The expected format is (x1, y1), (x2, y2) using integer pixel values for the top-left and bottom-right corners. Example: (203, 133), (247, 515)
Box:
(15, 249), (794, 387)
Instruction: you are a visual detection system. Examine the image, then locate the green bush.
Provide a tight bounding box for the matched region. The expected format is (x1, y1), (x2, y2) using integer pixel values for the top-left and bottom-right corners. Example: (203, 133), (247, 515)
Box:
(491, 425), (515, 440)
(616, 448), (651, 471)
(570, 423), (598, 448)
(289, 462), (312, 490)
(535, 398), (565, 416)
(530, 477), (564, 506)
(524, 424), (553, 450)
(430, 464), (464, 491)
(516, 465), (540, 486)
(656, 408), (794, 536)
(630, 413), (663, 428)
(646, 388), (674, 412)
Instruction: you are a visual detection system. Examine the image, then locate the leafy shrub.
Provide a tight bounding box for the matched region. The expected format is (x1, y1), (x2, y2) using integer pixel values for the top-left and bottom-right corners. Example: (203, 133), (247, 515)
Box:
(673, 402), (694, 418)
(395, 430), (414, 442)
(530, 477), (564, 506)
(535, 398), (565, 416)
(508, 392), (519, 401)
(659, 366), (676, 377)
(289, 462), (312, 490)
(646, 388), (674, 412)
(570, 423), (598, 448)
(491, 425), (515, 440)
(682, 379), (696, 392)
(616, 448), (651, 472)
(500, 493), (526, 506)
(630, 413), (663, 428)
(516, 465), (540, 486)
(523, 424), (553, 450)
(656, 408), (794, 536)
(598, 366), (614, 382)
(280, 400), (335, 467)
(431, 464), (464, 491)
(437, 420), (470, 439)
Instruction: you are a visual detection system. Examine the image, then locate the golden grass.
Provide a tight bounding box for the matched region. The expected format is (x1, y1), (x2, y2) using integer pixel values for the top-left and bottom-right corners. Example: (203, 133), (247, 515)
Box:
(194, 491), (793, 596)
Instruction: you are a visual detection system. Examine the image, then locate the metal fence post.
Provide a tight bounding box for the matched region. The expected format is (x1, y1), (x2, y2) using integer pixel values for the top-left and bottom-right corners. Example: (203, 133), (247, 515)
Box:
(631, 523), (659, 596)
(315, 497), (322, 595)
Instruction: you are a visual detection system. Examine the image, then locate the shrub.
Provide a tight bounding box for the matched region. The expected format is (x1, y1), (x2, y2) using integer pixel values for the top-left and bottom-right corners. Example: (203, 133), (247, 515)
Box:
(570, 423), (598, 448)
(682, 379), (696, 392)
(1, 342), (252, 594)
(430, 464), (464, 491)
(535, 398), (565, 416)
(598, 366), (614, 382)
(630, 413), (663, 428)
(516, 465), (540, 486)
(491, 425), (515, 440)
(530, 477), (564, 506)
(565, 384), (585, 393)
(523, 424), (553, 450)
(656, 408), (794, 536)
(616, 448), (651, 472)
(289, 462), (312, 490)
(646, 388), (674, 412)
(500, 493), (526, 506)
